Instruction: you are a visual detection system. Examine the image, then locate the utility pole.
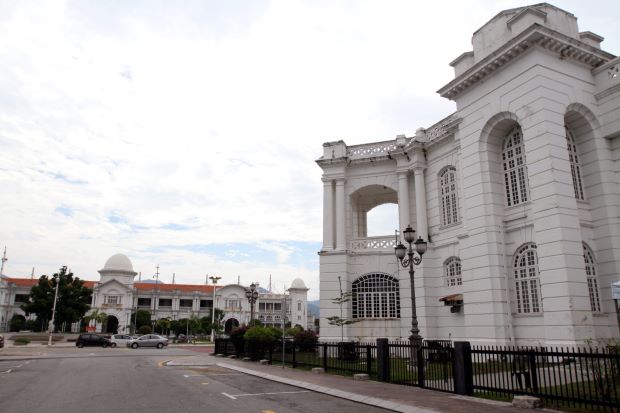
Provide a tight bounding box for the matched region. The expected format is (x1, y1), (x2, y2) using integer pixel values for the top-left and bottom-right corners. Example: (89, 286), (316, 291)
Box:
(209, 275), (221, 342)
(0, 246), (7, 276)
(47, 270), (61, 347)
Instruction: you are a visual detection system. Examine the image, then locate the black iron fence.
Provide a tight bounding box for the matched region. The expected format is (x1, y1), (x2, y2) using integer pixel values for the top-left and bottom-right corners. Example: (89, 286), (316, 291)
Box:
(472, 345), (620, 412)
(214, 337), (620, 411)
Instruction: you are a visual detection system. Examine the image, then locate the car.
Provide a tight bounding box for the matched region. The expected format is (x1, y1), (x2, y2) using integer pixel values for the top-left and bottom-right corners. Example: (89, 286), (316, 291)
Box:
(127, 334), (169, 349)
(75, 334), (111, 348)
(109, 334), (133, 348)
(0, 334), (4, 348)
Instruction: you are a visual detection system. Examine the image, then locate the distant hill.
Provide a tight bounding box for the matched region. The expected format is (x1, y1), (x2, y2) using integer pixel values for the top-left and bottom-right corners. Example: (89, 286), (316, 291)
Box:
(307, 300), (320, 317)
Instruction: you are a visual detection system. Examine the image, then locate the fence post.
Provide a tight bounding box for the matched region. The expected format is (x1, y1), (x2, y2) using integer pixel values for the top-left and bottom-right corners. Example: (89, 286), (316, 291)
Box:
(292, 342), (297, 368)
(367, 345), (372, 376)
(528, 350), (539, 394)
(417, 344), (425, 388)
(323, 343), (328, 372)
(453, 341), (473, 396)
(377, 338), (390, 381)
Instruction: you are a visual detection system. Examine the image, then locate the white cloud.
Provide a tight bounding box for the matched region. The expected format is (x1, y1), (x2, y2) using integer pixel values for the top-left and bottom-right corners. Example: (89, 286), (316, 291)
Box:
(0, 0), (618, 301)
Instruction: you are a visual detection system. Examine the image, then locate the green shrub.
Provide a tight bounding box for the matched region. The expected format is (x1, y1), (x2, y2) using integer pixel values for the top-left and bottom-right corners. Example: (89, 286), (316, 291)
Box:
(229, 325), (249, 355)
(244, 326), (278, 360)
(285, 326), (303, 337)
(294, 330), (318, 352)
(137, 325), (152, 335)
(14, 337), (30, 345)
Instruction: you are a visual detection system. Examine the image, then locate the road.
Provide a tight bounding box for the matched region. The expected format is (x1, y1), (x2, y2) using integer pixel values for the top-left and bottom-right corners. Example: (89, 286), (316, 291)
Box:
(0, 346), (391, 413)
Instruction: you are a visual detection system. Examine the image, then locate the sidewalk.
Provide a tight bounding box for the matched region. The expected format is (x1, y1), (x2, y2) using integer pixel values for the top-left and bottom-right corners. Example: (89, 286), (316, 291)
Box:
(169, 355), (527, 413)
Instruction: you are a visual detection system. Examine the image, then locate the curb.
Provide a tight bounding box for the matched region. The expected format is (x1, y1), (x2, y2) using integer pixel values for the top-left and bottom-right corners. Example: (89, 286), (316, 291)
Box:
(216, 361), (439, 413)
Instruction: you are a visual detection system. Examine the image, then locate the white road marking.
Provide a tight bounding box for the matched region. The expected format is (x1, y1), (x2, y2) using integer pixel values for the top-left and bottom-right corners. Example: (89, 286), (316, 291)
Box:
(224, 390), (310, 399)
(204, 373), (242, 376)
(184, 374), (202, 378)
(1, 369), (12, 374)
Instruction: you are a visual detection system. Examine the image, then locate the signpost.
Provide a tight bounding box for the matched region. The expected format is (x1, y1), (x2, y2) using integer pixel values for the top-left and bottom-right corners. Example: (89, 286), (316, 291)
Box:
(612, 281), (620, 335)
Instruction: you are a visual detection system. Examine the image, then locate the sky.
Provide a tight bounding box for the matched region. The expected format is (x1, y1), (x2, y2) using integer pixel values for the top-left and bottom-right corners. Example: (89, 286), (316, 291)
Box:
(1, 0), (618, 300)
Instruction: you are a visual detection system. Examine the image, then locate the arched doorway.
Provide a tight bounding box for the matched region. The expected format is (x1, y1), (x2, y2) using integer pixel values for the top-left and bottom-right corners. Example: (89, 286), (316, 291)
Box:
(224, 318), (239, 333)
(105, 315), (119, 334)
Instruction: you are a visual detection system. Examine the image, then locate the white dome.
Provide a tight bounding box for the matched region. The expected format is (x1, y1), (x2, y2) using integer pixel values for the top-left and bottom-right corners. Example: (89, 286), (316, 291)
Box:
(289, 278), (307, 289)
(102, 253), (134, 273)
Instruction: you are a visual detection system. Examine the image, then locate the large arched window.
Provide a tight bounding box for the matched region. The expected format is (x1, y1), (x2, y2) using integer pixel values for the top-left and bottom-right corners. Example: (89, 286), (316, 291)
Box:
(583, 243), (601, 312)
(514, 243), (541, 314)
(503, 126), (529, 206)
(566, 126), (585, 200)
(352, 273), (400, 319)
(444, 257), (462, 287)
(439, 166), (460, 226)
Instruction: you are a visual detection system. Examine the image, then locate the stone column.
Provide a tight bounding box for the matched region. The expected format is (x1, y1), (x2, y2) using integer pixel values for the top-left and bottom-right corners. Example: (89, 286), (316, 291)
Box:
(335, 178), (346, 250)
(414, 168), (428, 241)
(397, 171), (411, 238)
(322, 179), (334, 251)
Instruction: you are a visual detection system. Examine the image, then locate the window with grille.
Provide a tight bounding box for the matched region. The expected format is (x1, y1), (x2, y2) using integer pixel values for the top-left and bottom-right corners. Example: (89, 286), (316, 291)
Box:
(566, 127), (585, 200)
(503, 126), (529, 206)
(297, 301), (301, 311)
(514, 243), (542, 314)
(445, 257), (462, 287)
(105, 295), (120, 305)
(352, 273), (400, 319)
(439, 166), (460, 226)
(583, 243), (601, 312)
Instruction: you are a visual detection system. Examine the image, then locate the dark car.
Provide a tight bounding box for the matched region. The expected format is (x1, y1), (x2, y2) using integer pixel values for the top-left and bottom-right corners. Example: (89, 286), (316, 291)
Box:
(0, 334), (4, 348)
(75, 334), (111, 348)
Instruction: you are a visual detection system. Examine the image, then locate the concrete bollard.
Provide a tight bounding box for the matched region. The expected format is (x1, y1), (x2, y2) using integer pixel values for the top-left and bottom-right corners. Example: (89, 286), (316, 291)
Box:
(259, 359), (270, 365)
(312, 368), (325, 374)
(512, 395), (542, 409)
(242, 357), (251, 361)
(227, 354), (237, 359)
(353, 373), (369, 381)
(215, 354), (224, 357)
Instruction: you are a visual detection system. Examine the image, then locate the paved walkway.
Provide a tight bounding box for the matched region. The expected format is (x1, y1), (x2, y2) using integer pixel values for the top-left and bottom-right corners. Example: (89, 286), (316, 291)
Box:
(167, 355), (531, 413)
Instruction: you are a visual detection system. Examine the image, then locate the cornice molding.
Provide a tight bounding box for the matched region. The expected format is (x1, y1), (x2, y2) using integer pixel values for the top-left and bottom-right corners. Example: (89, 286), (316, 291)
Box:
(437, 23), (615, 100)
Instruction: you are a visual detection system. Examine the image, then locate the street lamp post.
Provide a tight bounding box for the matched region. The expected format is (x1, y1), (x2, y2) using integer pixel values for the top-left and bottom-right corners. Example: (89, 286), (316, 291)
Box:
(394, 225), (428, 347)
(209, 275), (221, 342)
(47, 270), (61, 347)
(245, 283), (259, 325)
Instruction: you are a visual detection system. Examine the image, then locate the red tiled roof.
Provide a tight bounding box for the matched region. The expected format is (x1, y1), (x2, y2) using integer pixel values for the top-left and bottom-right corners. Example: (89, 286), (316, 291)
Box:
(6, 277), (96, 289)
(5, 277), (216, 293)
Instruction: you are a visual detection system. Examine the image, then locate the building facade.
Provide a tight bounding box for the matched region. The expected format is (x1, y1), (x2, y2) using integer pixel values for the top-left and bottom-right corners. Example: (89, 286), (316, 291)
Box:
(0, 253), (310, 333)
(317, 3), (620, 346)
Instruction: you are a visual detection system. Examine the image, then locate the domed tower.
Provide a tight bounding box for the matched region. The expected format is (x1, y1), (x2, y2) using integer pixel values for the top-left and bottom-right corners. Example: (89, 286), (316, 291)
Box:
(287, 278), (309, 328)
(91, 254), (138, 334)
(98, 253), (137, 286)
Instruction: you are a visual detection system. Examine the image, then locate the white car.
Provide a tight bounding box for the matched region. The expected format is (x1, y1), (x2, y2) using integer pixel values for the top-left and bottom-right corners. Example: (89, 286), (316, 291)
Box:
(109, 334), (133, 348)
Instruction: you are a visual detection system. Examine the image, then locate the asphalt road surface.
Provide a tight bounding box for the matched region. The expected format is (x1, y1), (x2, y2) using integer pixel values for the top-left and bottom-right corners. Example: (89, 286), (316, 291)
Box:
(0, 347), (391, 413)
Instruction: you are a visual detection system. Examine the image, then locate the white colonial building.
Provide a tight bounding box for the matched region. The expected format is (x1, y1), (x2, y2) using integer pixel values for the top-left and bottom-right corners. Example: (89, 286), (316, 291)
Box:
(0, 252), (310, 333)
(318, 3), (620, 346)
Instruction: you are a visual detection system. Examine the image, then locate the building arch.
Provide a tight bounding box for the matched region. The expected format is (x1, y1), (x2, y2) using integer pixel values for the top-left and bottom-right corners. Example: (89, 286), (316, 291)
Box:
(444, 257), (462, 287)
(350, 185), (398, 238)
(583, 243), (601, 313)
(513, 243), (541, 314)
(351, 272), (400, 319)
(438, 166), (460, 226)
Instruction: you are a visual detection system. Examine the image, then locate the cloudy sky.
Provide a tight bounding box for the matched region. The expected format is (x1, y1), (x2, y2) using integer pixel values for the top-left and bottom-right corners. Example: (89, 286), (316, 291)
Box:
(1, 0), (618, 299)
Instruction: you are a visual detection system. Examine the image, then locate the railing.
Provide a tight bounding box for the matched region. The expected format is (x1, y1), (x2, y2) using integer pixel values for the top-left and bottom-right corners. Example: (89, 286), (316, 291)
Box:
(213, 337), (619, 411)
(350, 236), (397, 251)
(347, 140), (400, 160)
(270, 340), (376, 378)
(472, 345), (620, 412)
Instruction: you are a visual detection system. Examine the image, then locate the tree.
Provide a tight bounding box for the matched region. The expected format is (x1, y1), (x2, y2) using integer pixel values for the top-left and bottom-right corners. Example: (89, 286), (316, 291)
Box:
(10, 314), (26, 332)
(156, 318), (171, 335)
(21, 266), (92, 332)
(131, 309), (152, 330)
(326, 275), (359, 343)
(84, 309), (108, 329)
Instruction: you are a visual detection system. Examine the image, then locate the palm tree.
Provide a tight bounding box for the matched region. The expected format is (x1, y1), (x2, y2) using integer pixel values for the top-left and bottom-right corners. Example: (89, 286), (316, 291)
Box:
(84, 309), (108, 332)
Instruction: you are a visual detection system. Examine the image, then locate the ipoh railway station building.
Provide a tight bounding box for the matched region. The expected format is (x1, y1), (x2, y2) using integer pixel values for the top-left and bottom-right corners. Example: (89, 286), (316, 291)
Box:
(0, 253), (310, 334)
(317, 3), (620, 346)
